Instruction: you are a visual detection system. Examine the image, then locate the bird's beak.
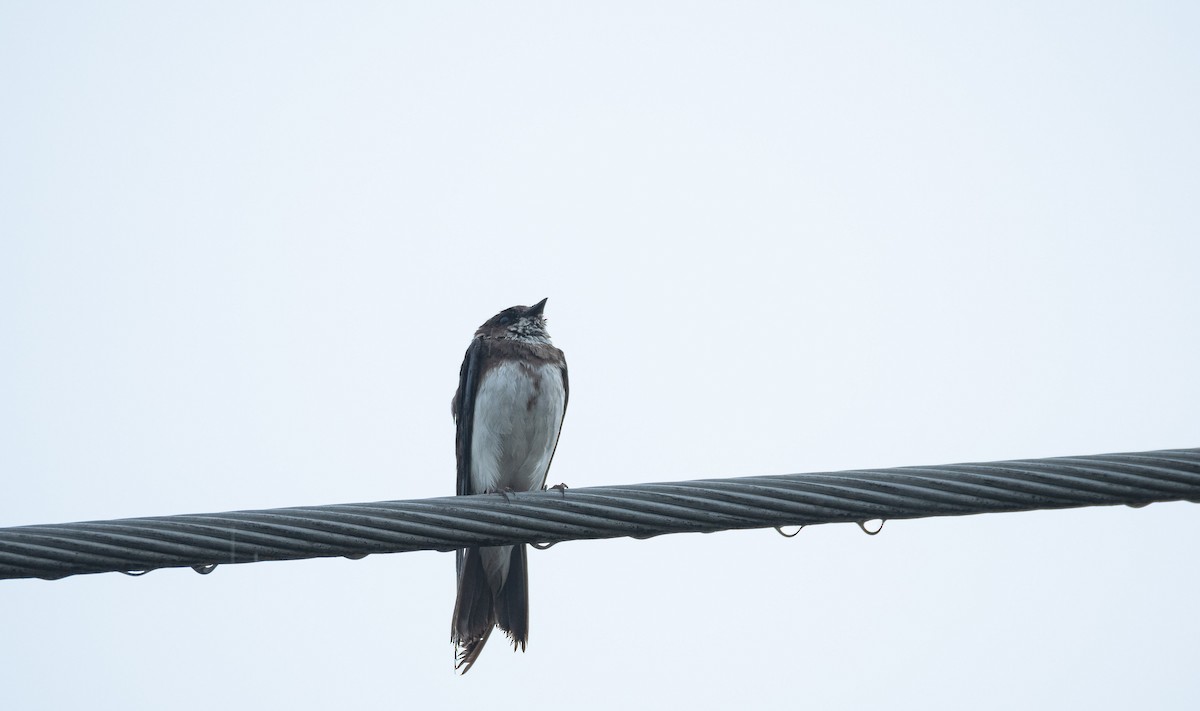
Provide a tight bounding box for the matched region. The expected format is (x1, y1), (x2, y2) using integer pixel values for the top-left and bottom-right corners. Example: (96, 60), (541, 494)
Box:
(527, 298), (548, 317)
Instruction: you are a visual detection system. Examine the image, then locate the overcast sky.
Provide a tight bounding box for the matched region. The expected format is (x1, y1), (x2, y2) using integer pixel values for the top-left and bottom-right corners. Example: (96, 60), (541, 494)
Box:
(2, 3), (1199, 709)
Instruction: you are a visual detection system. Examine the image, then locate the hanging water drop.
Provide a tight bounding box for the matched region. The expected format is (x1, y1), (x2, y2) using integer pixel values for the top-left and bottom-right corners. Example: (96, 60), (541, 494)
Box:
(857, 519), (886, 536)
(774, 525), (804, 538)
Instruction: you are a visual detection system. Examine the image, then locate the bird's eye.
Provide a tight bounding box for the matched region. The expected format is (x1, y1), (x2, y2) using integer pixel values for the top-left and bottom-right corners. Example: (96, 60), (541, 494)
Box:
(499, 315), (513, 326)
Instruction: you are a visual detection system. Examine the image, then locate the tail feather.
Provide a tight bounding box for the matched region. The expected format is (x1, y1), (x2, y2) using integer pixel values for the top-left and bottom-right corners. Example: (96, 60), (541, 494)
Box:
(454, 626), (492, 673)
(452, 547), (494, 673)
(451, 544), (530, 672)
(494, 544), (529, 651)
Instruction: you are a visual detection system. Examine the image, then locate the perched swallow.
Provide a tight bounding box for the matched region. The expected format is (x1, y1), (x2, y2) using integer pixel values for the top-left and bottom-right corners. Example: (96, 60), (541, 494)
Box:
(450, 298), (569, 673)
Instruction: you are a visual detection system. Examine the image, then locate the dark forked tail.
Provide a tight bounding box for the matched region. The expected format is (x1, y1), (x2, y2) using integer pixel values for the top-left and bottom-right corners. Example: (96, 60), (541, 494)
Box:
(452, 545), (529, 673)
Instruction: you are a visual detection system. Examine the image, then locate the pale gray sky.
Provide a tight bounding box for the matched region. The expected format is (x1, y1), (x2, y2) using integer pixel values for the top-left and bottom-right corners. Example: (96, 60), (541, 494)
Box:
(2, 3), (1199, 709)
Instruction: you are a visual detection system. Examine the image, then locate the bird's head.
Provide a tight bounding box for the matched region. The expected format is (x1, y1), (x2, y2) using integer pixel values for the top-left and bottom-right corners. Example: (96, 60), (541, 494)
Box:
(475, 298), (552, 343)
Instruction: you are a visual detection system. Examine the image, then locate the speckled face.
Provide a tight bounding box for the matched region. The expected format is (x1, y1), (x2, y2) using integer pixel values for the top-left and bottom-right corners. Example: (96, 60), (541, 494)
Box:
(475, 303), (552, 343)
(507, 313), (550, 343)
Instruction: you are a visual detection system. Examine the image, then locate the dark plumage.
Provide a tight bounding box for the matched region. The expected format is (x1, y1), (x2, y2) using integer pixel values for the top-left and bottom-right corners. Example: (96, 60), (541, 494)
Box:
(450, 298), (568, 673)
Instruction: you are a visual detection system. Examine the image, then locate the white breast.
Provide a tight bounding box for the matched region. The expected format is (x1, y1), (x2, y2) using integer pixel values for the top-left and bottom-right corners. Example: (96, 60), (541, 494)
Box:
(470, 360), (566, 495)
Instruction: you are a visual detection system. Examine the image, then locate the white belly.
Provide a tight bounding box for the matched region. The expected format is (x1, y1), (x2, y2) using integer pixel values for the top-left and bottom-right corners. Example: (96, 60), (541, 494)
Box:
(470, 360), (565, 495)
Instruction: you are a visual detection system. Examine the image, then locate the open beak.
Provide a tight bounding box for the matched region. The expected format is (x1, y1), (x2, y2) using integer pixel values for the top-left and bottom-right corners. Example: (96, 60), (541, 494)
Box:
(527, 297), (548, 317)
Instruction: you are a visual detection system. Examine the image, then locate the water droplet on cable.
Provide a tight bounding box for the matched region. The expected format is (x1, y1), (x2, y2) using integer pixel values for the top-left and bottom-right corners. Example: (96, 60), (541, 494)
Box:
(857, 519), (886, 536)
(774, 525), (804, 538)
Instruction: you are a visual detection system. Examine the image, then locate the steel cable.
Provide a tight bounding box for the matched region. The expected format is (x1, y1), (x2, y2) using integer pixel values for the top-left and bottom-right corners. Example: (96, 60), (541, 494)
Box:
(1, 448), (1197, 581)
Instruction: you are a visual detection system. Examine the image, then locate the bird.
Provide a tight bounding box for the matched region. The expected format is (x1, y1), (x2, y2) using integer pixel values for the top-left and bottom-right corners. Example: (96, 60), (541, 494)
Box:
(450, 297), (569, 673)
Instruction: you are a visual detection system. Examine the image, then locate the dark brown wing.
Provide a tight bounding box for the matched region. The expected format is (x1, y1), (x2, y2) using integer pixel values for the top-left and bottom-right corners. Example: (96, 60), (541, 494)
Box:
(543, 353), (569, 480)
(559, 356), (569, 427)
(452, 338), (485, 497)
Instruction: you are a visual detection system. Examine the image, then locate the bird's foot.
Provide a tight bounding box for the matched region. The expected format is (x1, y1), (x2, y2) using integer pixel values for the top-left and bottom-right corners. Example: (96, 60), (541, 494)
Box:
(546, 482), (569, 498)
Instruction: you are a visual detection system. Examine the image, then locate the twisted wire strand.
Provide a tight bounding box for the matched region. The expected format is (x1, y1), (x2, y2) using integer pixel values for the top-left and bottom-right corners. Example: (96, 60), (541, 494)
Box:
(2, 448), (1197, 581)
